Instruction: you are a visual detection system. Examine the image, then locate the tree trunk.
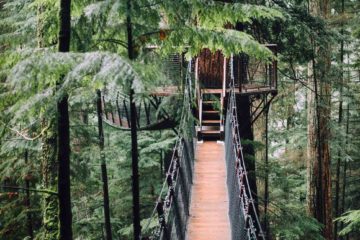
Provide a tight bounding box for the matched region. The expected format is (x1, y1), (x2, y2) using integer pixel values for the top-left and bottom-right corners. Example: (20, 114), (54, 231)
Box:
(57, 0), (73, 239)
(37, 3), (59, 239)
(126, 1), (141, 239)
(41, 123), (59, 240)
(198, 49), (224, 88)
(334, 1), (345, 237)
(340, 103), (350, 238)
(96, 90), (112, 240)
(306, 59), (317, 216)
(24, 150), (34, 239)
(306, 0), (333, 239)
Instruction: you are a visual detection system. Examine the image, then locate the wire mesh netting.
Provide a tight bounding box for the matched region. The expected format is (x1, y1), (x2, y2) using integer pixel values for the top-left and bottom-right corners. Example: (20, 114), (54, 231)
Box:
(141, 60), (195, 240)
(225, 45), (277, 94)
(159, 134), (195, 240)
(225, 114), (247, 240)
(162, 53), (184, 86)
(224, 56), (265, 240)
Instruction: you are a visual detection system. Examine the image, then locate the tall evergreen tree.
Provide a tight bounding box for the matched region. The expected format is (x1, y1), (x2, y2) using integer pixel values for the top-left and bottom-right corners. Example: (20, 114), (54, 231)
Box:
(306, 0), (333, 239)
(57, 0), (73, 239)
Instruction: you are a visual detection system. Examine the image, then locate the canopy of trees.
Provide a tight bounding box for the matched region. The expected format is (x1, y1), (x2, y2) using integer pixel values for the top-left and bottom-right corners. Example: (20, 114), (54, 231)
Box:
(0, 0), (359, 239)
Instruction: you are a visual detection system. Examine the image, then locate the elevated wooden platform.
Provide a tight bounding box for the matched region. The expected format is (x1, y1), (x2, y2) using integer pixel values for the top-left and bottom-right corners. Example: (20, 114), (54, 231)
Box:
(151, 85), (277, 96)
(151, 86), (179, 96)
(187, 142), (230, 240)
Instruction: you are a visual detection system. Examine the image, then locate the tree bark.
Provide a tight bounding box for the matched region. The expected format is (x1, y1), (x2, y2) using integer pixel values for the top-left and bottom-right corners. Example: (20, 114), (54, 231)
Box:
(126, 1), (141, 239)
(57, 0), (73, 239)
(306, 0), (333, 239)
(340, 103), (349, 238)
(41, 123), (59, 240)
(334, 1), (345, 237)
(198, 49), (224, 88)
(37, 3), (59, 239)
(96, 90), (112, 240)
(24, 151), (34, 239)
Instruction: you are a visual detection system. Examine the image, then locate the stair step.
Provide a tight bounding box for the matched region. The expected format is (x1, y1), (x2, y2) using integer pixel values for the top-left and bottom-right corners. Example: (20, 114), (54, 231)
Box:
(203, 101), (215, 104)
(201, 130), (220, 134)
(202, 89), (223, 94)
(200, 125), (220, 131)
(203, 120), (220, 124)
(203, 110), (219, 114)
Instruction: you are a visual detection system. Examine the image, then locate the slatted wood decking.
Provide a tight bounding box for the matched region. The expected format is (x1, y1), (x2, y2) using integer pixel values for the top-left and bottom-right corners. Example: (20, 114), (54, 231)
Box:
(187, 141), (231, 240)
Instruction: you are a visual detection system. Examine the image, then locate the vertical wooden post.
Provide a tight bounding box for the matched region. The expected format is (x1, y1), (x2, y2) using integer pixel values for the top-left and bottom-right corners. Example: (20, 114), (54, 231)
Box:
(264, 97), (270, 240)
(96, 90), (113, 240)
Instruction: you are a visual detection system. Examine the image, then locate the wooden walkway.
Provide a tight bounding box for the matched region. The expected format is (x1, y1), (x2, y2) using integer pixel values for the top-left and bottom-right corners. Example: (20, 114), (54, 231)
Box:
(187, 141), (231, 240)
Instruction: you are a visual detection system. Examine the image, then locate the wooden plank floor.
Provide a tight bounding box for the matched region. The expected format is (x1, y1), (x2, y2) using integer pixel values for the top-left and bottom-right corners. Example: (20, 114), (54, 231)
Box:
(187, 141), (231, 240)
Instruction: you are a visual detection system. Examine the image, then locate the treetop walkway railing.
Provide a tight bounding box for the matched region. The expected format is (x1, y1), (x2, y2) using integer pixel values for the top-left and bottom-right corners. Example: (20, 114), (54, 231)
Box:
(142, 56), (265, 240)
(141, 61), (195, 240)
(225, 55), (265, 240)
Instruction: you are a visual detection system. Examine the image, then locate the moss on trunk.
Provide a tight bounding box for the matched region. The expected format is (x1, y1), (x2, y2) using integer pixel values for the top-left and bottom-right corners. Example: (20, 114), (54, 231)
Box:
(41, 120), (59, 240)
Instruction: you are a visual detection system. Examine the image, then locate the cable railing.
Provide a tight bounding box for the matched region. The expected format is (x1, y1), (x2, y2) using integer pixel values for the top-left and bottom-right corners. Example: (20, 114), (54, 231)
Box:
(141, 60), (195, 240)
(225, 55), (265, 240)
(227, 44), (277, 95)
(142, 54), (266, 239)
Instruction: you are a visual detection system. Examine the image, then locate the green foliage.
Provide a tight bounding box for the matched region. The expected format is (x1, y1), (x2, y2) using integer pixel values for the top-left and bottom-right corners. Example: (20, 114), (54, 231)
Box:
(336, 210), (360, 236)
(3, 0), (358, 239)
(194, 2), (284, 28)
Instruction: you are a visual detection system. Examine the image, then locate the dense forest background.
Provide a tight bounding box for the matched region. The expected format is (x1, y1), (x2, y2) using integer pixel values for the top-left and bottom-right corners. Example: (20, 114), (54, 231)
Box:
(0, 0), (359, 239)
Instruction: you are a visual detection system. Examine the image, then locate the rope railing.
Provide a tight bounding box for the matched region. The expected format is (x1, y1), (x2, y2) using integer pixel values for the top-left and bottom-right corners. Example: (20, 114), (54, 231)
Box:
(225, 55), (265, 240)
(141, 60), (195, 240)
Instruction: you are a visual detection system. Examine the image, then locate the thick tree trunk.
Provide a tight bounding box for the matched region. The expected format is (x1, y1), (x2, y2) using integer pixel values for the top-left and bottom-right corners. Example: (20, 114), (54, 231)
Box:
(198, 49), (224, 88)
(57, 0), (73, 239)
(41, 123), (59, 240)
(24, 151), (34, 239)
(306, 0), (332, 239)
(37, 4), (59, 239)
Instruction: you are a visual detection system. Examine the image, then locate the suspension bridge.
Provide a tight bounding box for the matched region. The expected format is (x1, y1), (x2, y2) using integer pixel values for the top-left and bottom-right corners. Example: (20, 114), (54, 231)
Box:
(100, 46), (277, 239)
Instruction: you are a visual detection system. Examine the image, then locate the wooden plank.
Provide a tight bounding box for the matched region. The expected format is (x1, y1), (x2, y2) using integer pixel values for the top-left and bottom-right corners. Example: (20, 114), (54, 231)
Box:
(187, 142), (230, 240)
(202, 88), (223, 94)
(202, 120), (220, 123)
(151, 86), (179, 96)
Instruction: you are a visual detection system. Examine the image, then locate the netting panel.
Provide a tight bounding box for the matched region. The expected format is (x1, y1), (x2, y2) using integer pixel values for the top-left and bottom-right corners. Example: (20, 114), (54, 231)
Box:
(224, 55), (265, 240)
(225, 115), (247, 240)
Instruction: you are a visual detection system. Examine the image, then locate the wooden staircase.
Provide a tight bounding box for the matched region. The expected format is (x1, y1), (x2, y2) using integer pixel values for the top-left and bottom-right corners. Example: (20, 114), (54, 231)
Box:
(198, 91), (223, 140)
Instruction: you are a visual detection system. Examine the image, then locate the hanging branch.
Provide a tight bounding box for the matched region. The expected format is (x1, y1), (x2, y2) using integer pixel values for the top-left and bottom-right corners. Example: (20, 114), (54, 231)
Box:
(0, 120), (49, 141)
